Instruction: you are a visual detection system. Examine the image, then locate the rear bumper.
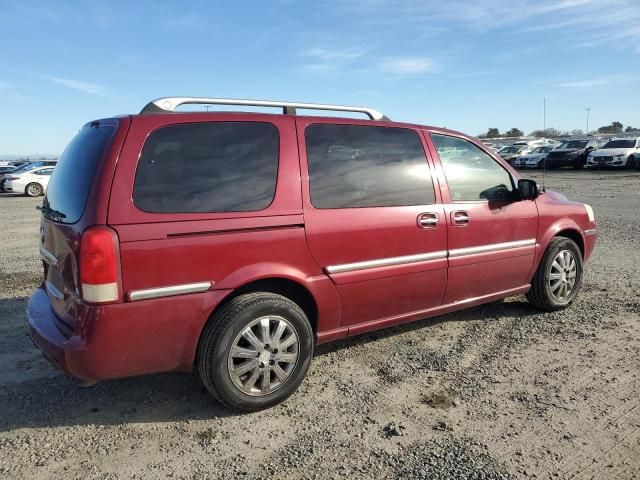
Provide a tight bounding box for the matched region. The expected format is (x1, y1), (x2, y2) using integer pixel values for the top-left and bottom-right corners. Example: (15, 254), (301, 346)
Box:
(26, 286), (232, 381)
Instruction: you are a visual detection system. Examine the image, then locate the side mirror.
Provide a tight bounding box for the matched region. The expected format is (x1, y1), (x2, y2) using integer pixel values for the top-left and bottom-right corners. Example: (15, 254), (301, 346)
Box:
(517, 179), (539, 200)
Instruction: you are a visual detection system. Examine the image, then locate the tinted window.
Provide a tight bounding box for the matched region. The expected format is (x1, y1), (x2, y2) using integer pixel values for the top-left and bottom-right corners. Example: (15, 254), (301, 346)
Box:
(431, 134), (514, 202)
(305, 124), (435, 208)
(133, 122), (278, 213)
(44, 124), (115, 223)
(34, 168), (54, 176)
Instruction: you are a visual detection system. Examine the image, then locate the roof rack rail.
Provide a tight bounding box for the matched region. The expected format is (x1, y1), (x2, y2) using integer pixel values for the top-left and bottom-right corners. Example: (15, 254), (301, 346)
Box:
(140, 97), (390, 121)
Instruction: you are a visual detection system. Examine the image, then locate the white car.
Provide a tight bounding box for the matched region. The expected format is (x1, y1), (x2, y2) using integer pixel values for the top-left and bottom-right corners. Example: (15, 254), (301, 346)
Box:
(4, 167), (54, 196)
(511, 146), (553, 169)
(587, 137), (640, 168)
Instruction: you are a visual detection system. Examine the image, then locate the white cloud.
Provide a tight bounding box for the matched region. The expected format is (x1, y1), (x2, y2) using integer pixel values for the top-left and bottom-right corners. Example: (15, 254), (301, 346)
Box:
(303, 47), (365, 61)
(44, 76), (109, 96)
(379, 57), (437, 75)
(337, 0), (640, 51)
(553, 74), (634, 88)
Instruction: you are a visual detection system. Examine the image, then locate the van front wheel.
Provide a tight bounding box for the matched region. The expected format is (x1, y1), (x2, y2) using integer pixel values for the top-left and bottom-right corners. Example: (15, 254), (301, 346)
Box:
(526, 237), (583, 311)
(197, 292), (313, 412)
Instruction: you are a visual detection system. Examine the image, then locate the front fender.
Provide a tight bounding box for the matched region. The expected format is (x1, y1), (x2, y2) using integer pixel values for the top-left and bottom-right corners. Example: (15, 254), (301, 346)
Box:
(530, 219), (587, 280)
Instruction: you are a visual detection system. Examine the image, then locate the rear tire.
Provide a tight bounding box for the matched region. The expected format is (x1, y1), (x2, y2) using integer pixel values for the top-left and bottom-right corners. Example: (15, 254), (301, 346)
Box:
(526, 237), (583, 311)
(627, 156), (636, 169)
(25, 183), (43, 197)
(197, 292), (313, 412)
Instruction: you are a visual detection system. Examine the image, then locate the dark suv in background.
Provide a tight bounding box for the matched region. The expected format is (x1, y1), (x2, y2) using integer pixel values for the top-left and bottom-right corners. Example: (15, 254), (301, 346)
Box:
(545, 139), (602, 169)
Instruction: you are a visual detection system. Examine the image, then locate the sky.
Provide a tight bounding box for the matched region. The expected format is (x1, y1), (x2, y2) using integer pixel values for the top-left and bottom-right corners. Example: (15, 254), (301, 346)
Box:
(1, 0), (639, 155)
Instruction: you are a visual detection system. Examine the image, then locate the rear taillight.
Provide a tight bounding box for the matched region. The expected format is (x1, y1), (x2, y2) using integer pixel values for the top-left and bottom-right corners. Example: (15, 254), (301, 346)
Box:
(80, 227), (120, 303)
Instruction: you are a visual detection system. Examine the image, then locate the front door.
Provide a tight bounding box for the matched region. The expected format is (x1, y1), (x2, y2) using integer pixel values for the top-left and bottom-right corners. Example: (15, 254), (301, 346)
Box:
(297, 119), (448, 332)
(426, 132), (538, 303)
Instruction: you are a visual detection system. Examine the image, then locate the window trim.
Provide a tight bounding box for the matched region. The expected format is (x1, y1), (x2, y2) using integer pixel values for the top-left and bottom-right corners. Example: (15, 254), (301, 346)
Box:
(132, 120), (281, 215)
(428, 131), (517, 204)
(304, 122), (439, 210)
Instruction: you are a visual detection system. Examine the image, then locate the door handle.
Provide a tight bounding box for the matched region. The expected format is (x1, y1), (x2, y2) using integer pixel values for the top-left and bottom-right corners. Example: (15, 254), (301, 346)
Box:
(417, 212), (439, 228)
(451, 211), (470, 225)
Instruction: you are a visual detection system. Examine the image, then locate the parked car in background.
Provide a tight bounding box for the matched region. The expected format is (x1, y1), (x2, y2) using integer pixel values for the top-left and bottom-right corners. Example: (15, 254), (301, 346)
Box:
(26, 96), (597, 412)
(587, 137), (640, 168)
(0, 160), (57, 192)
(4, 166), (55, 196)
(497, 144), (531, 164)
(512, 146), (553, 169)
(544, 139), (602, 169)
(0, 160), (30, 169)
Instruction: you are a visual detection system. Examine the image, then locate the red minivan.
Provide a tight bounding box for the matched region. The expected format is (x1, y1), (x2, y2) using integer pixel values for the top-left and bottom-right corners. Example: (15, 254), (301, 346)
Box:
(27, 97), (597, 411)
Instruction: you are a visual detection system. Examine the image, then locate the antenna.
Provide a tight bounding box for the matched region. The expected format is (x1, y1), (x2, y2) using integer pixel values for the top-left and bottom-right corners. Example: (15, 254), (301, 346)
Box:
(541, 98), (546, 192)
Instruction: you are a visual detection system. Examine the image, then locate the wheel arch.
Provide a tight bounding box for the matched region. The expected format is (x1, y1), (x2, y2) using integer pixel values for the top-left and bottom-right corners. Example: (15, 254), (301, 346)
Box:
(554, 228), (585, 258)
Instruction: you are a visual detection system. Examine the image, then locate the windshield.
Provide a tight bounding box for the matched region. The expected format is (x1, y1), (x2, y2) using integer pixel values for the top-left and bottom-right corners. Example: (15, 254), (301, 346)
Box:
(8, 163), (39, 174)
(43, 123), (115, 223)
(602, 139), (635, 149)
(531, 147), (548, 154)
(499, 146), (519, 153)
(558, 140), (588, 149)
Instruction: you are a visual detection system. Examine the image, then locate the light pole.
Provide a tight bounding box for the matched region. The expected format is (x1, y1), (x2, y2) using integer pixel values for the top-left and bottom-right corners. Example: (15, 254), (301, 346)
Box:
(586, 107), (590, 135)
(543, 98), (546, 133)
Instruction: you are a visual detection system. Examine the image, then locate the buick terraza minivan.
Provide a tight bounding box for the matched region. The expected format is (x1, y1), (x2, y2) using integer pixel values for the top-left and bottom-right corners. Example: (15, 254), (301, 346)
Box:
(28, 97), (597, 411)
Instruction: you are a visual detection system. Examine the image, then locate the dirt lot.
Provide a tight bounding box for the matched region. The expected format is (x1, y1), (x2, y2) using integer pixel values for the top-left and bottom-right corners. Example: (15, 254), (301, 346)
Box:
(0, 169), (639, 479)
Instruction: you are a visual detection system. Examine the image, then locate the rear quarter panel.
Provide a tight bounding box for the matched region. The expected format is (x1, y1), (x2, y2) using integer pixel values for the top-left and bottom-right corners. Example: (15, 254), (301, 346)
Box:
(107, 113), (342, 347)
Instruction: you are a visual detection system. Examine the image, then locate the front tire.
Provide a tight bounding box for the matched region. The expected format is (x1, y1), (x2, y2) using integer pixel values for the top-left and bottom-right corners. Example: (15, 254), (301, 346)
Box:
(25, 182), (43, 197)
(526, 237), (583, 311)
(627, 156), (636, 169)
(197, 292), (313, 412)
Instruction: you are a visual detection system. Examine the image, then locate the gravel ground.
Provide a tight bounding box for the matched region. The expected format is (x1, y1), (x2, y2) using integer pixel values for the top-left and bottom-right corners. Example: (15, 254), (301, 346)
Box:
(0, 169), (639, 479)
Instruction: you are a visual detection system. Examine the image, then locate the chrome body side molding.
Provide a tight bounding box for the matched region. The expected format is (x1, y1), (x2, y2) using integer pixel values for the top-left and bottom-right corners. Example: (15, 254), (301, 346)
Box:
(448, 238), (536, 258)
(129, 281), (213, 302)
(326, 239), (537, 274)
(39, 245), (58, 267)
(326, 251), (447, 274)
(584, 228), (597, 236)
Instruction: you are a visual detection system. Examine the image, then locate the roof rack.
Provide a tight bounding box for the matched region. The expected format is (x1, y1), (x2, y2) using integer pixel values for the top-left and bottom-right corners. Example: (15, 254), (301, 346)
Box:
(140, 97), (390, 121)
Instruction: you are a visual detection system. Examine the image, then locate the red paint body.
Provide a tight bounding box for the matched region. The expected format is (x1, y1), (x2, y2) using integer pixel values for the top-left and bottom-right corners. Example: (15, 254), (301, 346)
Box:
(27, 112), (597, 381)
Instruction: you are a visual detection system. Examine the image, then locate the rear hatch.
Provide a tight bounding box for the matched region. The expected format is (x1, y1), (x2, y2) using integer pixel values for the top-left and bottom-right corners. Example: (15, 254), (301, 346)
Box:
(39, 120), (122, 330)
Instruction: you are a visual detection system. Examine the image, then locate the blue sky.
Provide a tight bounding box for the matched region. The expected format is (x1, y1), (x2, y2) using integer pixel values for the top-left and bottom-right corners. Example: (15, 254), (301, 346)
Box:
(1, 0), (639, 155)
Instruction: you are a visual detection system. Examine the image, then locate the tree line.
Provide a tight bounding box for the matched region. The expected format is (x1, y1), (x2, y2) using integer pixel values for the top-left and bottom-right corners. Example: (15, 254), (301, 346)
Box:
(479, 122), (638, 139)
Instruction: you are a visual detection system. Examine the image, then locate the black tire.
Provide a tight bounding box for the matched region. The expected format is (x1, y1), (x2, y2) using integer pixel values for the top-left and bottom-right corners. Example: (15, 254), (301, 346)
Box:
(197, 292), (313, 412)
(526, 237), (583, 311)
(25, 182), (43, 197)
(573, 156), (585, 169)
(627, 156), (636, 169)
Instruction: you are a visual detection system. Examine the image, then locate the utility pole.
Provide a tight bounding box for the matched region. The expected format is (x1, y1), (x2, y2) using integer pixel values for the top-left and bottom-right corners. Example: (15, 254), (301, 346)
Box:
(543, 98), (546, 133)
(585, 107), (591, 135)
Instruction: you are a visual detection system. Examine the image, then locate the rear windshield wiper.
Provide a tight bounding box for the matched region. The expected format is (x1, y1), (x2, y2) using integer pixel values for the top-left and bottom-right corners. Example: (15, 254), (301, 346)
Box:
(36, 205), (67, 220)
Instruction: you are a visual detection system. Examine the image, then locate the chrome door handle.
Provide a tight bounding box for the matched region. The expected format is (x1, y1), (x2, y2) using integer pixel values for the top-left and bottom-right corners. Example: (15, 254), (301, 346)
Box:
(451, 211), (470, 225)
(417, 213), (439, 228)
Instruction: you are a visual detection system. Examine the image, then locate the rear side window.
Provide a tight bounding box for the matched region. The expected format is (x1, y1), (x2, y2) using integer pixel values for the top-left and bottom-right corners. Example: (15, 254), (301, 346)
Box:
(305, 124), (435, 208)
(44, 124), (115, 223)
(133, 122), (278, 213)
(431, 134), (514, 201)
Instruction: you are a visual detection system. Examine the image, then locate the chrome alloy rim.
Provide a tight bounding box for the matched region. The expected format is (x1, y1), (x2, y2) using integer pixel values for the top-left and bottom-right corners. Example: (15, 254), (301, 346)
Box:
(227, 316), (299, 396)
(28, 184), (41, 196)
(549, 250), (577, 302)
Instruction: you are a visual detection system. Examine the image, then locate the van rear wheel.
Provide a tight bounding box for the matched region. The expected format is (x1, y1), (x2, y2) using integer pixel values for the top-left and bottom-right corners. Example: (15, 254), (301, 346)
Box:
(526, 237), (583, 311)
(197, 292), (313, 412)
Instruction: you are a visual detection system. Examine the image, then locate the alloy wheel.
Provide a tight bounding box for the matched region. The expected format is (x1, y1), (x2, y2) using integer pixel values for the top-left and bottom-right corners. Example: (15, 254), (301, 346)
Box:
(227, 316), (299, 396)
(548, 250), (577, 302)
